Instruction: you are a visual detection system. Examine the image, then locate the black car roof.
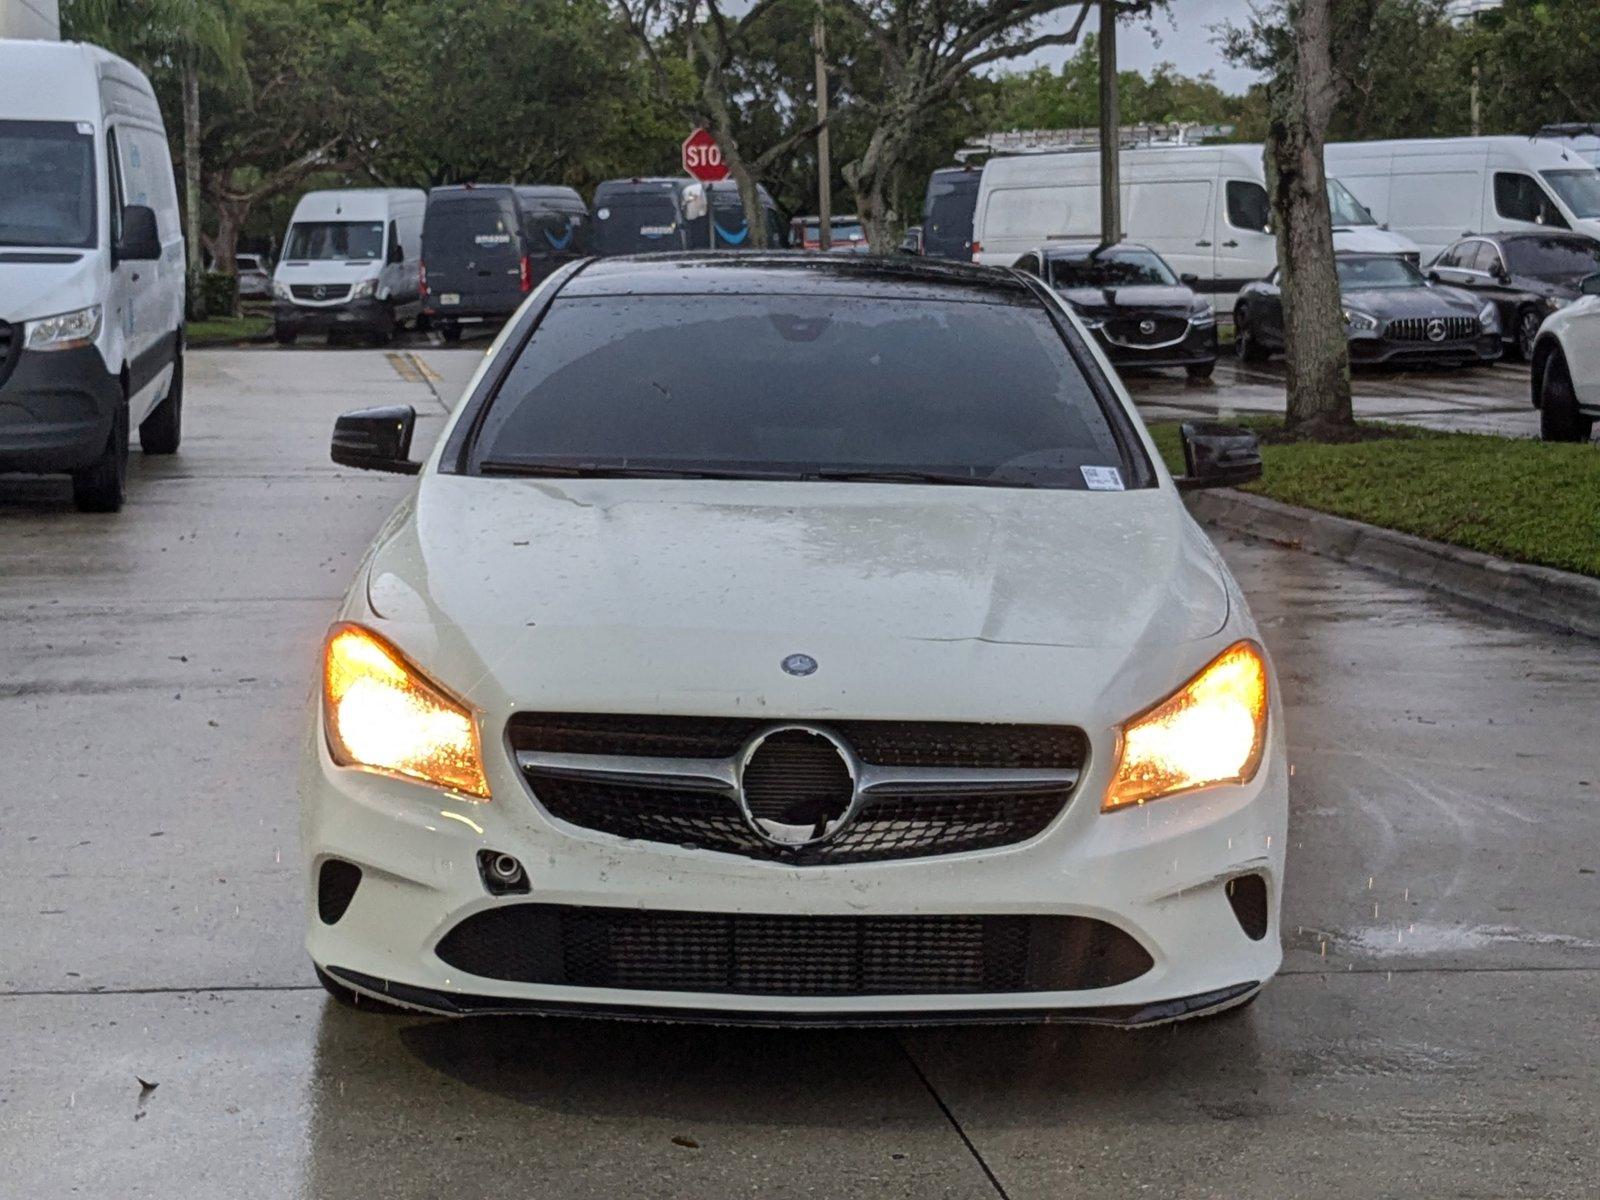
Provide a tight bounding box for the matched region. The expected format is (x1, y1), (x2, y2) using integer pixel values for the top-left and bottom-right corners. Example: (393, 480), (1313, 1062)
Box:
(1480, 229), (1598, 245)
(593, 177), (696, 195)
(1037, 241), (1156, 259)
(559, 252), (1034, 303)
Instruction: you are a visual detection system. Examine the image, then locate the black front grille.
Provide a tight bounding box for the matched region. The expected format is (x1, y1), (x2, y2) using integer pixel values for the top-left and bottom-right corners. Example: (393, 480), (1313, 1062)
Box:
(289, 283), (352, 302)
(1385, 315), (1479, 342)
(507, 714), (1086, 768)
(435, 904), (1153, 995)
(512, 715), (1087, 864)
(0, 320), (18, 389)
(1103, 315), (1189, 346)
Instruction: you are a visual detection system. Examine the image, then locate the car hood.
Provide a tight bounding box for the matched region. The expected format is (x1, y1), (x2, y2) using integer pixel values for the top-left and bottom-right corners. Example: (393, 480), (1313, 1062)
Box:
(1331, 226), (1417, 256)
(1342, 285), (1477, 317)
(0, 254), (100, 324)
(358, 477), (1235, 722)
(1059, 284), (1195, 317)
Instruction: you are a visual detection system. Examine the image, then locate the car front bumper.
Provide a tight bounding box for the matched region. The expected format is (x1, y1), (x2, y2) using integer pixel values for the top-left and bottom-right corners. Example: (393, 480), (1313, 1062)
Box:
(1349, 331), (1502, 365)
(274, 298), (394, 336)
(1091, 323), (1219, 370)
(301, 711), (1287, 1025)
(0, 344), (121, 475)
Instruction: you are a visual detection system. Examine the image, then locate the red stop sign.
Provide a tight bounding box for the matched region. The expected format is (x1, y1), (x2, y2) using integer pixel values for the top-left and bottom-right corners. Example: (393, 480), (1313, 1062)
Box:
(682, 128), (728, 183)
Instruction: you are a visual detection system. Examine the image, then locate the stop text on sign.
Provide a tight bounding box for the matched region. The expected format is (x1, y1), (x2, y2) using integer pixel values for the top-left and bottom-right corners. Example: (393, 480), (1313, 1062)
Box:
(682, 129), (729, 183)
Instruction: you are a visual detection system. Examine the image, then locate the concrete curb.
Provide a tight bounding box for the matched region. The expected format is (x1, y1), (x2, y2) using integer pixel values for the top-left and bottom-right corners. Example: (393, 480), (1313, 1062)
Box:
(1184, 489), (1600, 641)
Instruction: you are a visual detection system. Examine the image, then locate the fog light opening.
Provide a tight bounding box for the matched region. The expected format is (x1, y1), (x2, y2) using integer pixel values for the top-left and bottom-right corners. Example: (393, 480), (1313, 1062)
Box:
(1226, 873), (1270, 941)
(478, 849), (529, 896)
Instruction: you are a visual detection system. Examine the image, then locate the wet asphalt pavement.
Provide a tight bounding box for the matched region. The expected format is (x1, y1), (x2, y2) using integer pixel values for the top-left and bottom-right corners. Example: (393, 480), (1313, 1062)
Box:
(1, 349), (1597, 1198)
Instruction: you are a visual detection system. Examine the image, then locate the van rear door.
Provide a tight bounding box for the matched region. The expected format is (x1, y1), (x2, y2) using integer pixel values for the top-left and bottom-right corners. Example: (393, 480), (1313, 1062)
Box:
(422, 194), (524, 316)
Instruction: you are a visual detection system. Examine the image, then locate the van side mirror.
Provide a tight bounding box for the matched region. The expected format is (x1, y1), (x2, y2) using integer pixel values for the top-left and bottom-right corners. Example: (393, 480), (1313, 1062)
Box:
(1581, 272), (1600, 297)
(1174, 422), (1263, 492)
(116, 205), (161, 262)
(1179, 272), (1199, 287)
(332, 405), (420, 475)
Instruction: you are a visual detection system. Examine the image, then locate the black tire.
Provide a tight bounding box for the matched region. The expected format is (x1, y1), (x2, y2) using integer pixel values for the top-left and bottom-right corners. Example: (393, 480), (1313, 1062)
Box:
(1539, 352), (1594, 443)
(1514, 308), (1542, 362)
(1234, 312), (1270, 363)
(314, 964), (414, 1015)
(138, 346), (183, 455)
(274, 327), (297, 346)
(440, 322), (462, 343)
(72, 392), (129, 513)
(1186, 360), (1216, 381)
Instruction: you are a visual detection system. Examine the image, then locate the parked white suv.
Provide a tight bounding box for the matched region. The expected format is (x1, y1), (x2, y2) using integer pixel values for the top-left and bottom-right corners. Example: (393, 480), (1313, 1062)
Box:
(1530, 274), (1600, 443)
(0, 40), (186, 512)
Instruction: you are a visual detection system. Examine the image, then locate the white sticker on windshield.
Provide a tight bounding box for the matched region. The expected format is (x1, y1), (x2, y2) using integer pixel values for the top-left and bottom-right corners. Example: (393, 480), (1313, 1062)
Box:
(1080, 466), (1124, 491)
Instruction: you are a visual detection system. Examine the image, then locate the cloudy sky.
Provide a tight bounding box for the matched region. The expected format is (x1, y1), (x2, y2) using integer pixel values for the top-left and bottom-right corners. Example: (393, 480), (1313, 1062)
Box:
(1021, 0), (1264, 95)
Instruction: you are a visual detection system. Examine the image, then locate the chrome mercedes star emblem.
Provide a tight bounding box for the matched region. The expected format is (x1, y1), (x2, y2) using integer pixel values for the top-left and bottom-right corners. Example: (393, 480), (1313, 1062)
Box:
(312, 285), (326, 300)
(1426, 318), (1446, 342)
(736, 725), (856, 847)
(781, 653), (818, 677)
(1139, 318), (1157, 335)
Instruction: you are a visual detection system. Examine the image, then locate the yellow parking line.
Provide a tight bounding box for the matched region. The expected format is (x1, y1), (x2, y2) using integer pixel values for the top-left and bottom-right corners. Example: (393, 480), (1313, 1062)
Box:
(385, 351), (421, 383)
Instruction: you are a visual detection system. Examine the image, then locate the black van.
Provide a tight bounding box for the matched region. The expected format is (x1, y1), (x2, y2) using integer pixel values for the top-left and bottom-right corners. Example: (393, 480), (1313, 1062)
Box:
(420, 184), (587, 341)
(591, 178), (706, 256)
(920, 165), (981, 261)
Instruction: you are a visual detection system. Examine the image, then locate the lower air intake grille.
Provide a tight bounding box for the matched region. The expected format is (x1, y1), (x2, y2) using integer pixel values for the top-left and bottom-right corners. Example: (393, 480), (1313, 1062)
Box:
(317, 859), (363, 925)
(435, 905), (1153, 995)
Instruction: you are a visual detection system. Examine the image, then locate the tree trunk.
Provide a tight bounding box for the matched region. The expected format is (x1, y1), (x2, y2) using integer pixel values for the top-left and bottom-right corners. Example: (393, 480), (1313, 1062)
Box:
(1265, 0), (1353, 440)
(205, 193), (252, 289)
(182, 52), (209, 318)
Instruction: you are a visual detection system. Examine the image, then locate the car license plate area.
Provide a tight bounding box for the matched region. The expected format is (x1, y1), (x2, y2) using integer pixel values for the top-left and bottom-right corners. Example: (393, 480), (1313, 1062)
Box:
(439, 293), (460, 306)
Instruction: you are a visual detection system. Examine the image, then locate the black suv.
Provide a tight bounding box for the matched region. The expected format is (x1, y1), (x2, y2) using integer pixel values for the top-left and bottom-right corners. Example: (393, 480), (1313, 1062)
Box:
(1429, 231), (1600, 360)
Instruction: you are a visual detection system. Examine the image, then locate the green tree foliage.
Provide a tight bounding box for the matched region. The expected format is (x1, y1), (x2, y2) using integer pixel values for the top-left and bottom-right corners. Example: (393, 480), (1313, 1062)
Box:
(1469, 0), (1600, 131)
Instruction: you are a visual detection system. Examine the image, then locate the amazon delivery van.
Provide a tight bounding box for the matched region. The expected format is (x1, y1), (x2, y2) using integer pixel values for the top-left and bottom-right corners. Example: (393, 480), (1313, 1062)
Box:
(0, 39), (185, 513)
(972, 143), (1418, 302)
(1324, 136), (1600, 261)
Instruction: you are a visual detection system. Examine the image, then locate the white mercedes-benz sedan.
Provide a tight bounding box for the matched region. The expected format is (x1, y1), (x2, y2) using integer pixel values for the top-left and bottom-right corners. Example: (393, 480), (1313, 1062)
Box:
(302, 253), (1286, 1026)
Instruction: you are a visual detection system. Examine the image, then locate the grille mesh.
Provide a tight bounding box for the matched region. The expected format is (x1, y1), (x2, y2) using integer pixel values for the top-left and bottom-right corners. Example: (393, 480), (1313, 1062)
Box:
(1385, 315), (1479, 342)
(434, 904), (1153, 995)
(289, 283), (352, 302)
(1103, 315), (1189, 345)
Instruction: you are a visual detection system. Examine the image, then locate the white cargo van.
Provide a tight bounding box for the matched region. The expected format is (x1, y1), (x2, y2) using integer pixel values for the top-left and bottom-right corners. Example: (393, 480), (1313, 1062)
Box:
(972, 144), (1417, 301)
(0, 39), (185, 512)
(271, 189), (425, 345)
(1324, 137), (1600, 261)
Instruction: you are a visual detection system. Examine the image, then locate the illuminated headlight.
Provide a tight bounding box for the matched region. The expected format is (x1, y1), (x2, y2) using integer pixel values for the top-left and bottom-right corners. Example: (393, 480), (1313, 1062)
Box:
(25, 304), (101, 352)
(351, 277), (378, 301)
(1479, 301), (1500, 331)
(322, 623), (489, 799)
(1104, 642), (1270, 811)
(272, 279), (292, 301)
(1342, 308), (1378, 332)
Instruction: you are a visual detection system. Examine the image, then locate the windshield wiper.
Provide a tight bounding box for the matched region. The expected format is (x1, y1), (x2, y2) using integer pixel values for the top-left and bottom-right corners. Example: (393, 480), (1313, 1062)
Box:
(809, 468), (1039, 488)
(478, 460), (784, 481)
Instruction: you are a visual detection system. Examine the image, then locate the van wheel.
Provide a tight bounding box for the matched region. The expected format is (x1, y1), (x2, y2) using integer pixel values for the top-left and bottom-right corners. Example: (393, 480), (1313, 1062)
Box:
(1539, 352), (1594, 443)
(73, 393), (130, 513)
(139, 347), (183, 455)
(1514, 309), (1541, 362)
(440, 323), (461, 343)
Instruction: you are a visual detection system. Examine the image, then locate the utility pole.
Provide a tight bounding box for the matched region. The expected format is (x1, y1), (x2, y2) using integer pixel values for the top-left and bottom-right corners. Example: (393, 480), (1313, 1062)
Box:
(1097, 0), (1120, 246)
(814, 5), (832, 251)
(1470, 59), (1481, 137)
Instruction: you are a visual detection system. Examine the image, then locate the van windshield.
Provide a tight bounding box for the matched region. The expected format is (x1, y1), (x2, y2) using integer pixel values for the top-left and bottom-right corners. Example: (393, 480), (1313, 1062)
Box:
(1541, 170), (1600, 219)
(0, 120), (97, 249)
(285, 221), (384, 261)
(922, 173), (978, 258)
(593, 195), (682, 255)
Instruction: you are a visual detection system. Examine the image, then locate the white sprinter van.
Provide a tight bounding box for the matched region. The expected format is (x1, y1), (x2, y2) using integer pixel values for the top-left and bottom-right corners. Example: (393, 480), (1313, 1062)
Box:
(271, 189), (426, 346)
(1324, 137), (1600, 262)
(0, 40), (185, 513)
(972, 144), (1418, 304)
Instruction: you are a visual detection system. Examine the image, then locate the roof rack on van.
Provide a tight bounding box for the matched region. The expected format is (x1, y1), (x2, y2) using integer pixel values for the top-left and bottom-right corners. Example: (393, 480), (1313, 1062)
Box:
(956, 123), (1236, 160)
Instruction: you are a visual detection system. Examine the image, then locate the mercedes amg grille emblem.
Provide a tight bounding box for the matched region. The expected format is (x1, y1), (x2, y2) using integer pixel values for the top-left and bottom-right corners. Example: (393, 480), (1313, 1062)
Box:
(1138, 319), (1157, 335)
(736, 725), (857, 847)
(781, 653), (818, 677)
(1426, 318), (1447, 342)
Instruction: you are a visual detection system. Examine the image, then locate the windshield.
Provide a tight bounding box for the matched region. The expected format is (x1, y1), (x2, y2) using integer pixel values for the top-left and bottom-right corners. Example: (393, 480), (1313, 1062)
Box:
(1541, 169), (1600, 219)
(1326, 179), (1377, 226)
(1504, 235), (1600, 278)
(472, 294), (1135, 489)
(1336, 256), (1426, 289)
(804, 221), (866, 242)
(1049, 249), (1177, 288)
(284, 221), (384, 261)
(593, 195), (682, 255)
(922, 173), (979, 258)
(0, 120), (97, 248)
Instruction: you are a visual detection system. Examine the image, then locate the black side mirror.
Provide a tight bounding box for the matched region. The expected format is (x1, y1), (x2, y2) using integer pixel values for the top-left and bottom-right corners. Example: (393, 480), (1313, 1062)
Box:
(1426, 268), (1443, 283)
(1179, 272), (1199, 287)
(332, 405), (420, 475)
(116, 204), (161, 262)
(1581, 272), (1600, 297)
(1175, 422), (1263, 492)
